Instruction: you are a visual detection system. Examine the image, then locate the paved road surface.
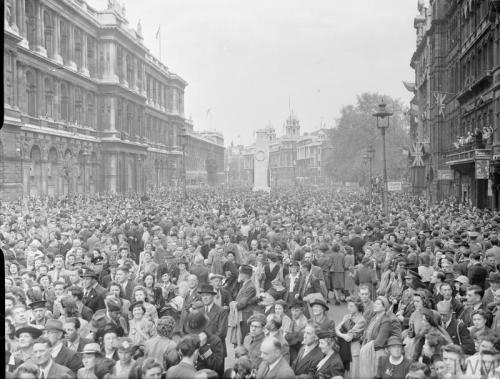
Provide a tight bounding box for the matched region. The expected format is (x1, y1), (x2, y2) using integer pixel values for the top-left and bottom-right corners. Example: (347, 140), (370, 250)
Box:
(224, 302), (348, 368)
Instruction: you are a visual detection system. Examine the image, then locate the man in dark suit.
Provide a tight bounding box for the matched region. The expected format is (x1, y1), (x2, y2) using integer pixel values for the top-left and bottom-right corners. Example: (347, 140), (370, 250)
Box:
(100, 261), (118, 289)
(81, 269), (106, 313)
(180, 274), (202, 327)
(468, 253), (488, 288)
(297, 262), (322, 303)
(62, 317), (93, 353)
(437, 301), (475, 355)
(256, 336), (295, 379)
(42, 319), (82, 373)
(284, 260), (301, 306)
(33, 337), (75, 379)
(185, 313), (225, 376)
(199, 284), (228, 347)
(291, 323), (324, 376)
(458, 284), (485, 327)
(115, 265), (137, 302)
(165, 335), (198, 379)
(235, 265), (258, 340)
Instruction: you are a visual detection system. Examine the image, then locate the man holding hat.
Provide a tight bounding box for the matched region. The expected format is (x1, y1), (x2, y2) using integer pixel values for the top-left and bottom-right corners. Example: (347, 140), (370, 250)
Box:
(375, 336), (411, 379)
(234, 265), (258, 340)
(42, 319), (82, 373)
(243, 313), (267, 370)
(13, 325), (43, 363)
(81, 269), (106, 313)
(209, 273), (231, 308)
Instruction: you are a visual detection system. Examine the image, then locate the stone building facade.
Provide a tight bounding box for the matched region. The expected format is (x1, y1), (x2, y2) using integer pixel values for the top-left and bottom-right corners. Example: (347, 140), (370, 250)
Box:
(2, 0), (224, 200)
(410, 0), (500, 209)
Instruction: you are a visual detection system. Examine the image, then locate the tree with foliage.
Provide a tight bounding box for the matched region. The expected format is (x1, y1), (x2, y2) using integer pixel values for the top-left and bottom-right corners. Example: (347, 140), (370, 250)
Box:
(325, 93), (410, 184)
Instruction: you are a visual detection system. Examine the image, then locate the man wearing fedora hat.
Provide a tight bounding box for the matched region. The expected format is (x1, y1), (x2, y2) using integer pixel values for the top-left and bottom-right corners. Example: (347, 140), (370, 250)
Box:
(234, 265), (258, 340)
(375, 336), (411, 379)
(243, 313), (268, 370)
(209, 273), (231, 309)
(184, 312), (225, 376)
(199, 284), (228, 352)
(14, 325), (43, 364)
(81, 269), (106, 313)
(42, 319), (82, 373)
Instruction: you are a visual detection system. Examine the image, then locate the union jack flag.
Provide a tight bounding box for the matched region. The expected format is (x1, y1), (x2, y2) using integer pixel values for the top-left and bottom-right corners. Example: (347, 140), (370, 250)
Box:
(434, 93), (447, 117)
(410, 142), (424, 167)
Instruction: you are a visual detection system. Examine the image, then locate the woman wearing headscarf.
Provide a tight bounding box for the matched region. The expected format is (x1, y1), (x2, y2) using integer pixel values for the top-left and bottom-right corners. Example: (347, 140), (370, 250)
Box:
(358, 296), (401, 379)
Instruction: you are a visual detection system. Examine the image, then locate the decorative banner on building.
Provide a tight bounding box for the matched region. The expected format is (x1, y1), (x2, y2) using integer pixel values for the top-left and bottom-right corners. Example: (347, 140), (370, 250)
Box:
(434, 93), (446, 117)
(437, 169), (454, 181)
(410, 142), (424, 167)
(475, 160), (490, 179)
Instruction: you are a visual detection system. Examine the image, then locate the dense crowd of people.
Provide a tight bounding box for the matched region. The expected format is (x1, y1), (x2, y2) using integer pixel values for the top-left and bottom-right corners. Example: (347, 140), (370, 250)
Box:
(3, 187), (500, 379)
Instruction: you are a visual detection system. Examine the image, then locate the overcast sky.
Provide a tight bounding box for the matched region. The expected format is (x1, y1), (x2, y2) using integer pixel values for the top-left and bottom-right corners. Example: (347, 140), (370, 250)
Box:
(89, 0), (418, 146)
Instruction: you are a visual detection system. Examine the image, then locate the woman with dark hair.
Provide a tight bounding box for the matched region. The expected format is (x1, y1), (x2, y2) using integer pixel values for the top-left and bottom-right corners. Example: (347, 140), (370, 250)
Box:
(132, 286), (158, 323)
(410, 308), (452, 363)
(411, 329), (449, 366)
(128, 301), (155, 345)
(142, 273), (165, 314)
(359, 296), (402, 379)
(335, 296), (366, 379)
(468, 309), (492, 351)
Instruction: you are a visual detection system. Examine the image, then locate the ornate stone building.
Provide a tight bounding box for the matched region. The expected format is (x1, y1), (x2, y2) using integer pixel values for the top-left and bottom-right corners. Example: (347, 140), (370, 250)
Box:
(410, 0), (500, 209)
(2, 0), (224, 200)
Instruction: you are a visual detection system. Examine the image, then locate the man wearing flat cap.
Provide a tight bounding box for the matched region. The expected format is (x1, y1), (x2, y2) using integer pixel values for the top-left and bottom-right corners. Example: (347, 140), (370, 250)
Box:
(233, 265), (258, 341)
(243, 313), (267, 370)
(81, 269), (106, 313)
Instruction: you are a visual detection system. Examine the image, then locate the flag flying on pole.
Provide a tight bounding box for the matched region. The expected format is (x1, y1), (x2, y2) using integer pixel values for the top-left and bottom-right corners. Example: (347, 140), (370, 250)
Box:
(155, 25), (161, 39)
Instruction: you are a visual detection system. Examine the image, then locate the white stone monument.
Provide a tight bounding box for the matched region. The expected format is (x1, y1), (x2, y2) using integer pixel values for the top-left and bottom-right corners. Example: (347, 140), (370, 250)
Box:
(253, 128), (272, 192)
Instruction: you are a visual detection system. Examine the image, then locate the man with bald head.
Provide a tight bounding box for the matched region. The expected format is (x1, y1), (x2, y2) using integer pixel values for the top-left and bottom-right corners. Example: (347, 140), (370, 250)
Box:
(180, 274), (201, 326)
(256, 337), (294, 379)
(437, 300), (475, 355)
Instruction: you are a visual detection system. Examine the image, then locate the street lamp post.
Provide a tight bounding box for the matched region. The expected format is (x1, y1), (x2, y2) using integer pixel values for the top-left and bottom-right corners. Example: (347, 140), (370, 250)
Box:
(363, 144), (375, 203)
(372, 100), (393, 217)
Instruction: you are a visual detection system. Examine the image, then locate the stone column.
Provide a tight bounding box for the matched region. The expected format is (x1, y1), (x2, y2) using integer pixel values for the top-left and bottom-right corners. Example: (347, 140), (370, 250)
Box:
(34, 2), (47, 56)
(133, 58), (138, 91)
(67, 25), (77, 71)
(37, 71), (44, 117)
(141, 64), (146, 96)
(8, 0), (19, 34)
(17, 62), (25, 111)
(81, 32), (89, 77)
(122, 51), (128, 87)
(109, 96), (116, 132)
(52, 13), (62, 64)
(12, 55), (19, 110)
(108, 42), (118, 82)
(16, 0), (28, 48)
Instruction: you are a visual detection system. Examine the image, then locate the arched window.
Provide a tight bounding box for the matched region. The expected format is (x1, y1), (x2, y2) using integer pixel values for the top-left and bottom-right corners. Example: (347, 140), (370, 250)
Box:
(74, 87), (83, 124)
(116, 98), (122, 131)
(74, 28), (82, 68)
(126, 103), (133, 135)
(60, 83), (69, 121)
(4, 52), (13, 105)
(25, 0), (36, 49)
(43, 10), (53, 57)
(60, 19), (69, 63)
(126, 54), (133, 86)
(86, 93), (94, 128)
(26, 70), (36, 116)
(44, 77), (53, 118)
